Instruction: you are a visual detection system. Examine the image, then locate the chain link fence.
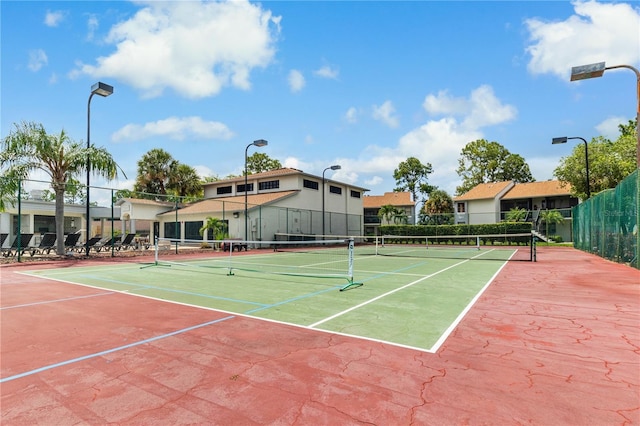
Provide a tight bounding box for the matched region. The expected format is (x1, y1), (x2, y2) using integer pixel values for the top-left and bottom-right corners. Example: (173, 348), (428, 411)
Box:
(572, 169), (638, 269)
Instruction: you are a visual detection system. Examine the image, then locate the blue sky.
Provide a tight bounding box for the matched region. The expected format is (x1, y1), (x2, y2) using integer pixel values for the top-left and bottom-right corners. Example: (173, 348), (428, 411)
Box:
(2, 0), (639, 204)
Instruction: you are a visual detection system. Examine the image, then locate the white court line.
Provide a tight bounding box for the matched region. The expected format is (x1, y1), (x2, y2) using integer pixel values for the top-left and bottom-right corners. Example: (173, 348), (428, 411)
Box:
(308, 249), (497, 328)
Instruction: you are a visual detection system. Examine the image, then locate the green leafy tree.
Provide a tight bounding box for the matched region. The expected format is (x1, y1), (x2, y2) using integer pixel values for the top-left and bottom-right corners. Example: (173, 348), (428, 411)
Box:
(393, 157), (435, 206)
(553, 123), (636, 200)
(167, 163), (203, 199)
(420, 189), (454, 225)
(506, 207), (528, 222)
(456, 139), (534, 195)
(0, 121), (121, 255)
(133, 148), (178, 200)
(246, 152), (282, 174)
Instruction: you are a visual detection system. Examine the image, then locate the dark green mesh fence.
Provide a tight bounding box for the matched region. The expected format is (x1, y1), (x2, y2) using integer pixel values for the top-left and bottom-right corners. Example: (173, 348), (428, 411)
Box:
(572, 169), (639, 269)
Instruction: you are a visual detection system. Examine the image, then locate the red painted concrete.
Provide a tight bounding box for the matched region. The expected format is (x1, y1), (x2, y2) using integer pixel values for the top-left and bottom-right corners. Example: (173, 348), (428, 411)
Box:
(1, 247), (638, 424)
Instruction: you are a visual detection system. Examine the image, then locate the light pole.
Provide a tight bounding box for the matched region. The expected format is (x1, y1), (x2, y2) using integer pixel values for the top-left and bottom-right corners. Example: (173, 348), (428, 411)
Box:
(244, 139), (268, 242)
(552, 136), (590, 199)
(86, 82), (113, 256)
(570, 61), (640, 167)
(322, 164), (341, 238)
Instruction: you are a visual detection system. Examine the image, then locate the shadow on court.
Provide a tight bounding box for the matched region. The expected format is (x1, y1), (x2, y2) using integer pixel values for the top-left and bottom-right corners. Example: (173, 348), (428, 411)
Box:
(1, 247), (638, 425)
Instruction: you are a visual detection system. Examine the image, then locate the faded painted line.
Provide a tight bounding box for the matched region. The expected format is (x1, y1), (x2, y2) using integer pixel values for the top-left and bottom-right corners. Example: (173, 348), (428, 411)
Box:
(0, 315), (236, 383)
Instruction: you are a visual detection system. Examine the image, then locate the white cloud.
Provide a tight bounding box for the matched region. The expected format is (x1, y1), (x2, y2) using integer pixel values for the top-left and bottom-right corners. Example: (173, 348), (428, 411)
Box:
(86, 15), (99, 41)
(288, 69), (305, 92)
(28, 49), (48, 71)
(283, 156), (310, 171)
(194, 165), (216, 179)
(372, 100), (399, 128)
(527, 155), (563, 181)
(314, 65), (339, 79)
(44, 10), (65, 27)
(344, 107), (358, 124)
(71, 0), (280, 99)
(350, 85), (516, 195)
(525, 1), (640, 79)
(595, 116), (627, 139)
(365, 176), (383, 186)
(423, 85), (516, 129)
(112, 116), (234, 142)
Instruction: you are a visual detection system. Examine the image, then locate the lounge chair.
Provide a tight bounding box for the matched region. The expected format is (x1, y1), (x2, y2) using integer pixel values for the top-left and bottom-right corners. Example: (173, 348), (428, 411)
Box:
(2, 233), (34, 257)
(94, 236), (120, 252)
(64, 233), (82, 251)
(30, 233), (57, 256)
(114, 233), (137, 250)
(76, 236), (103, 253)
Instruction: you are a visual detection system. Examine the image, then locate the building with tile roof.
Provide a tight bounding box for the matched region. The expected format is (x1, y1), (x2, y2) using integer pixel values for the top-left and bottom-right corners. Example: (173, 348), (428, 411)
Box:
(117, 168), (369, 243)
(453, 180), (578, 241)
(363, 192), (415, 235)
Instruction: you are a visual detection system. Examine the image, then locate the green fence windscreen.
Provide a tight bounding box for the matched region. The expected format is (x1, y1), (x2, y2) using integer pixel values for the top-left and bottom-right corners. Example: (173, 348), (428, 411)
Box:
(572, 169), (639, 269)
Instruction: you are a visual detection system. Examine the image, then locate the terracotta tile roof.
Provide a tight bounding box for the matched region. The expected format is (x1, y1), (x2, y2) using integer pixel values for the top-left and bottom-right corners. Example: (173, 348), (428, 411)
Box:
(501, 180), (572, 199)
(453, 181), (514, 201)
(363, 192), (414, 208)
(158, 190), (299, 216)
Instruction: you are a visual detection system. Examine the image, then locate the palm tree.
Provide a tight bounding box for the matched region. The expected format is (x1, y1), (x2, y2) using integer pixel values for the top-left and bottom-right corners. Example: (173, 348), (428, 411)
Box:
(393, 209), (409, 224)
(199, 217), (228, 249)
(506, 207), (528, 222)
(377, 204), (397, 225)
(133, 148), (178, 200)
(0, 121), (121, 255)
(539, 209), (565, 239)
(168, 163), (203, 199)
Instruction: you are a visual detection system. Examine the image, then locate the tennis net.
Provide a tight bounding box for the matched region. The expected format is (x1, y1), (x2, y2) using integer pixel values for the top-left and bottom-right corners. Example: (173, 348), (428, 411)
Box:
(150, 237), (363, 290)
(357, 233), (536, 261)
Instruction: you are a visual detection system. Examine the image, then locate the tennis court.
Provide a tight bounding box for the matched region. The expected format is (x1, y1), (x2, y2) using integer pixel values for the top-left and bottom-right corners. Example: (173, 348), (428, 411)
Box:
(15, 238), (523, 352)
(1, 244), (638, 424)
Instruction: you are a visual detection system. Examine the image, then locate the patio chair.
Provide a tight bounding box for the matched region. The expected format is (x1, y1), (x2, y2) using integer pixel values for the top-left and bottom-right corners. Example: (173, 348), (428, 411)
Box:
(2, 233), (34, 257)
(94, 236), (121, 252)
(114, 233), (137, 250)
(64, 233), (82, 251)
(30, 233), (57, 256)
(76, 236), (103, 253)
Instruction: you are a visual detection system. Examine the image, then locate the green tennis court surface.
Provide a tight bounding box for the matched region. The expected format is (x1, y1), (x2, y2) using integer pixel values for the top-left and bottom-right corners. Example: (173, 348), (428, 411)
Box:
(24, 247), (516, 352)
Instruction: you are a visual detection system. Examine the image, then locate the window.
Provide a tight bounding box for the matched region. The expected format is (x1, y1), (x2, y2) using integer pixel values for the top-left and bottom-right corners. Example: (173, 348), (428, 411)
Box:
(164, 222), (181, 240)
(185, 221), (203, 240)
(259, 180), (280, 190)
(350, 190), (361, 198)
(237, 183), (254, 193)
(457, 203), (466, 213)
(217, 186), (232, 195)
(329, 185), (342, 195)
(303, 179), (319, 190)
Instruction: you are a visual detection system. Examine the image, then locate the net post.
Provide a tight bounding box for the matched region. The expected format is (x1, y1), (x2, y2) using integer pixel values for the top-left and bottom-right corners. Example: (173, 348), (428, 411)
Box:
(531, 233), (537, 262)
(340, 237), (363, 291)
(154, 236), (158, 265)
